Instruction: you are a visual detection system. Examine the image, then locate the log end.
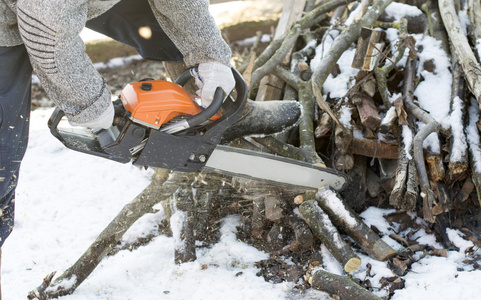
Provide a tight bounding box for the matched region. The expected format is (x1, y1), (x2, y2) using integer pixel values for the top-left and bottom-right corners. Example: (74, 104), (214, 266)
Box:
(344, 257), (361, 273)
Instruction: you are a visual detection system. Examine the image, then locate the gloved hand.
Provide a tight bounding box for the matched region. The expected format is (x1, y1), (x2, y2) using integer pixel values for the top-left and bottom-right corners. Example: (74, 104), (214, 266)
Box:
(191, 62), (235, 107)
(69, 102), (115, 129)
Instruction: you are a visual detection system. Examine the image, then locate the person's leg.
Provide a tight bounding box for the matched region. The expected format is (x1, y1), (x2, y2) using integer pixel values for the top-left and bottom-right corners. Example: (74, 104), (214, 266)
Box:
(0, 44), (32, 299)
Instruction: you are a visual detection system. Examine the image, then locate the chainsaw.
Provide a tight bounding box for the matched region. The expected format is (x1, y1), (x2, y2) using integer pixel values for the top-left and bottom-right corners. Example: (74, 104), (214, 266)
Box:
(48, 68), (347, 191)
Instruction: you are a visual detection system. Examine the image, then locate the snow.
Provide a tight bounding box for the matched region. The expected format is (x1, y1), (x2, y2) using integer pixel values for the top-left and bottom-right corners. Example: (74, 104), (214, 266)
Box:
(402, 125), (413, 160)
(317, 189), (358, 228)
(338, 106), (353, 129)
(450, 96), (468, 163)
(384, 2), (423, 22)
(467, 98), (481, 173)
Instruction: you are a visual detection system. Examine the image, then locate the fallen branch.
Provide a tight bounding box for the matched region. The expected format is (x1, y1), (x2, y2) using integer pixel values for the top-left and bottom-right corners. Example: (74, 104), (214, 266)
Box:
(299, 200), (361, 273)
(308, 268), (382, 300)
(315, 188), (396, 261)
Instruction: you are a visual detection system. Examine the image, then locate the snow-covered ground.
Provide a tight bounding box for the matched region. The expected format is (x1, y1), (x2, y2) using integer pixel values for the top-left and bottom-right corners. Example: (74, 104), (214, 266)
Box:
(3, 108), (481, 300)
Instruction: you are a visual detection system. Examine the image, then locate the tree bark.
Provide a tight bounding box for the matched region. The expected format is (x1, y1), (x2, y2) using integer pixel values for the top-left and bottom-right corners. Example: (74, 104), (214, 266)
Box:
(299, 200), (361, 273)
(315, 189), (396, 261)
(308, 269), (382, 300)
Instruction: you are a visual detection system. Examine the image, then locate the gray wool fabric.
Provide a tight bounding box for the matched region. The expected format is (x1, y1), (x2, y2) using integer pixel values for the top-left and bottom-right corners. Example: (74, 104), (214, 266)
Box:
(0, 0), (231, 123)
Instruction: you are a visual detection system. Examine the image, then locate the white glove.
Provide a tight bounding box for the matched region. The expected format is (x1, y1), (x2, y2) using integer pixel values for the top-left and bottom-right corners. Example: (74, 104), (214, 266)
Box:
(191, 62), (235, 107)
(69, 102), (114, 129)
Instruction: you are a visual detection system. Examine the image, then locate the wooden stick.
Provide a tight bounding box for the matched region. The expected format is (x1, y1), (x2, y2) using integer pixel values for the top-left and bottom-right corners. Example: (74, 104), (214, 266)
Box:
(403, 57), (440, 223)
(447, 51), (469, 182)
(315, 188), (397, 261)
(299, 200), (361, 273)
(308, 269), (382, 300)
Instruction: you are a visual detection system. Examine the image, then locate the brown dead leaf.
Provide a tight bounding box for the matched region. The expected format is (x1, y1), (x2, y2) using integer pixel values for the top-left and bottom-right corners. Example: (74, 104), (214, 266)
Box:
(393, 96), (408, 125)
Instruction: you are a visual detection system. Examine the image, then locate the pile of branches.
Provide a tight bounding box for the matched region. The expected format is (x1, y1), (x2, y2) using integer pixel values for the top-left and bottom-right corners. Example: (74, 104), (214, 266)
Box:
(28, 0), (481, 299)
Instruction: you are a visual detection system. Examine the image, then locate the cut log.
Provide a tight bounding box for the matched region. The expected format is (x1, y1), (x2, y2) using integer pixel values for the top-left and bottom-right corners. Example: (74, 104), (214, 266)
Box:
(299, 200), (361, 273)
(308, 269), (382, 300)
(426, 154), (445, 182)
(447, 53), (469, 182)
(251, 195), (267, 239)
(354, 92), (382, 131)
(265, 192), (285, 222)
(351, 138), (399, 159)
(341, 155), (368, 210)
(287, 214), (314, 253)
(467, 98), (481, 205)
(315, 188), (397, 261)
(351, 27), (384, 71)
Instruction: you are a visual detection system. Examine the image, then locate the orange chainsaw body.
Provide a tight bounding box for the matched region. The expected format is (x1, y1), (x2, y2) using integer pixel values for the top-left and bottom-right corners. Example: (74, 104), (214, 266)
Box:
(119, 80), (220, 129)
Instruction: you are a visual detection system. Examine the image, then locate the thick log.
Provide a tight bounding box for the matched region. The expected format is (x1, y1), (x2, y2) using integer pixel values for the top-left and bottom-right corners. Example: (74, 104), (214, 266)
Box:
(439, 0), (481, 107)
(351, 27), (384, 71)
(299, 200), (361, 273)
(467, 98), (481, 205)
(287, 214), (314, 253)
(334, 107), (354, 171)
(351, 138), (399, 159)
(342, 155), (368, 210)
(171, 173), (198, 264)
(265, 192), (284, 222)
(354, 92), (382, 131)
(447, 53), (469, 182)
(315, 188), (397, 261)
(251, 195), (266, 239)
(426, 154), (445, 182)
(308, 269), (382, 300)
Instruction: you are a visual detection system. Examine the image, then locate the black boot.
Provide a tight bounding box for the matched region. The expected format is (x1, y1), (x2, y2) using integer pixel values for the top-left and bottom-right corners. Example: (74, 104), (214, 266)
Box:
(221, 99), (301, 143)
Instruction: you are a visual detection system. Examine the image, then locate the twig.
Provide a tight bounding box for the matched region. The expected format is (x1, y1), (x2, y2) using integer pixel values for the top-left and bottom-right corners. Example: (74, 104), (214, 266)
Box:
(403, 57), (440, 223)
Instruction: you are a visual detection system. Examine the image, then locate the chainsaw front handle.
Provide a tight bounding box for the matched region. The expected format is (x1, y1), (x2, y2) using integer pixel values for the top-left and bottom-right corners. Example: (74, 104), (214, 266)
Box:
(172, 68), (225, 130)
